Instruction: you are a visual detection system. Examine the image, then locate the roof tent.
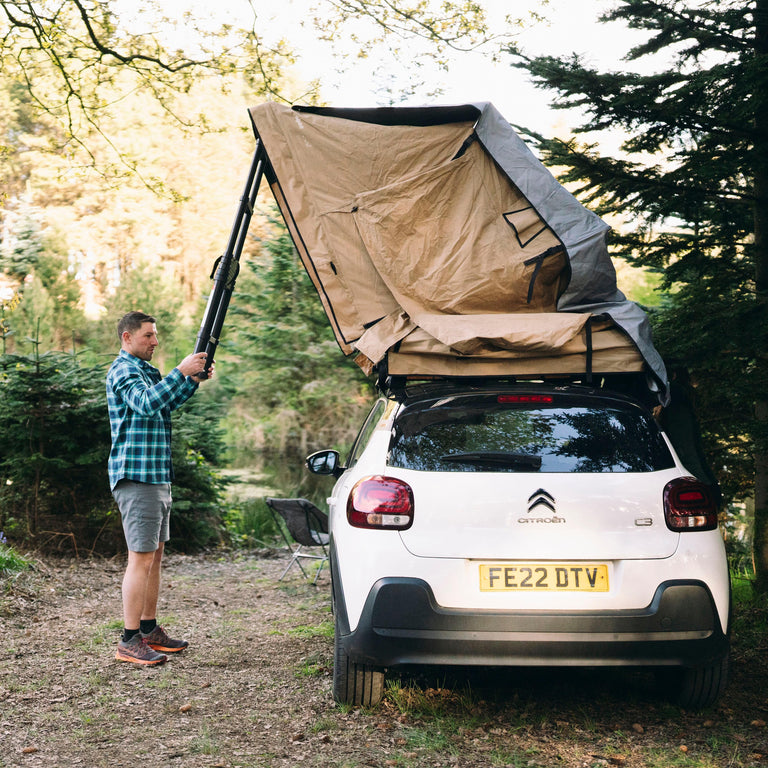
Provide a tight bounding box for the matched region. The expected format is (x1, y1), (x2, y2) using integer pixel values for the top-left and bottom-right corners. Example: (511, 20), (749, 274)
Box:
(246, 101), (668, 403)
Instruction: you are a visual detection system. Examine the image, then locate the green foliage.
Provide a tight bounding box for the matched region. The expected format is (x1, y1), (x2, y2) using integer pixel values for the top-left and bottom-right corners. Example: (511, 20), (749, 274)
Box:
(0, 349), (116, 552)
(313, 0), (523, 66)
(649, 292), (759, 501)
(85, 261), (189, 371)
(514, 0), (768, 588)
(0, 346), (227, 555)
(220, 212), (374, 458)
(167, 392), (227, 552)
(0, 1), (298, 184)
(731, 574), (768, 668)
(0, 204), (44, 281)
(385, 680), (479, 721)
(223, 498), (281, 549)
(0, 202), (86, 354)
(0, 535), (31, 577)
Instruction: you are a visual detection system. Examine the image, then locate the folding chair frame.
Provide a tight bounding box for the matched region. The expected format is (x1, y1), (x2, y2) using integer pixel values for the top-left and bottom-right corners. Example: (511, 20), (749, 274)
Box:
(265, 498), (329, 585)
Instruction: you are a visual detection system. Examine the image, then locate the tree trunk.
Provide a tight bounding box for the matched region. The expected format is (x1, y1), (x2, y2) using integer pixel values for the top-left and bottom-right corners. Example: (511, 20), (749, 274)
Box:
(752, 0), (768, 594)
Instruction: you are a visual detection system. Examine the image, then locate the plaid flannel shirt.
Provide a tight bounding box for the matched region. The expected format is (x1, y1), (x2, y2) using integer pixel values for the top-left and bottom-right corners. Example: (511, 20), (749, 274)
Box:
(106, 350), (198, 490)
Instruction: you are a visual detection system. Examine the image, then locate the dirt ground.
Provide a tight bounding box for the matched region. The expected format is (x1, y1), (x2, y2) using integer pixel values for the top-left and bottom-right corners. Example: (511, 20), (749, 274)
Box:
(1, 550), (768, 768)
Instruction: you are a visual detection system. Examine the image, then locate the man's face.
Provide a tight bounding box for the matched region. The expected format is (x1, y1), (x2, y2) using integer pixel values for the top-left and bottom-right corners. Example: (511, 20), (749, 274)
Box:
(123, 322), (159, 361)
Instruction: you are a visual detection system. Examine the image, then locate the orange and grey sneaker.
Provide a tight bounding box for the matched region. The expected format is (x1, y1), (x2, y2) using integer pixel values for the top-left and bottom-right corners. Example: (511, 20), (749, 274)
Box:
(115, 634), (168, 666)
(141, 625), (189, 653)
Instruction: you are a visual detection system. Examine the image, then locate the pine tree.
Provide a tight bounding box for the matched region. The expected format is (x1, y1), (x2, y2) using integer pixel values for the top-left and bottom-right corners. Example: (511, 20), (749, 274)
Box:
(221, 213), (373, 457)
(514, 1), (768, 590)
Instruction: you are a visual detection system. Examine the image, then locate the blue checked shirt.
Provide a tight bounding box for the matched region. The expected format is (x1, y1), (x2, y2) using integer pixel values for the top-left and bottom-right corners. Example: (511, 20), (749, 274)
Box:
(107, 350), (198, 490)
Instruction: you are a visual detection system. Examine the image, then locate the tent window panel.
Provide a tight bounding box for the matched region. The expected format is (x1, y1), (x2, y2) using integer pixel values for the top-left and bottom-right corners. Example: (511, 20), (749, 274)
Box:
(503, 207), (550, 249)
(523, 246), (566, 305)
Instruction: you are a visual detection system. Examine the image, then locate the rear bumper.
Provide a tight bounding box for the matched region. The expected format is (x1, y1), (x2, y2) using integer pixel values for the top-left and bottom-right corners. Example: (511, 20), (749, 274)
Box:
(338, 577), (729, 669)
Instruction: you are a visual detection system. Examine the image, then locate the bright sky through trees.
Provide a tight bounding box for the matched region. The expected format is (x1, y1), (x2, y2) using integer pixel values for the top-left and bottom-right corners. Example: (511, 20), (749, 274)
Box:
(298, 0), (648, 131)
(145, 0), (647, 135)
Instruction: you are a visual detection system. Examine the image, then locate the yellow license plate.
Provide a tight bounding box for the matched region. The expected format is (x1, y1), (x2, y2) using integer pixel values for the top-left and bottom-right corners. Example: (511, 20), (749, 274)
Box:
(479, 562), (609, 592)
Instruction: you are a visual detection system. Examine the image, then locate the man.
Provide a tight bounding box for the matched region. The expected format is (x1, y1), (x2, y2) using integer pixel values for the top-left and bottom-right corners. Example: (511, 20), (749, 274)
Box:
(107, 311), (214, 665)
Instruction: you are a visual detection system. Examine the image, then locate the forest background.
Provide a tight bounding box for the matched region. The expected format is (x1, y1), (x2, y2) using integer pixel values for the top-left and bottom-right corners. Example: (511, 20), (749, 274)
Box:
(0, 0), (765, 592)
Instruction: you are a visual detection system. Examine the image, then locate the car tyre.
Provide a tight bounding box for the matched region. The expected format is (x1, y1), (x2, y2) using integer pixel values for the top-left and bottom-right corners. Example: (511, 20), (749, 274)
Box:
(672, 653), (730, 710)
(333, 613), (385, 707)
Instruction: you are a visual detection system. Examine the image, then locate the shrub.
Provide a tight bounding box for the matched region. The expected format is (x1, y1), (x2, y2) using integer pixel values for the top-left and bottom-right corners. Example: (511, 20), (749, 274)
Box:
(0, 532), (31, 577)
(0, 349), (227, 555)
(0, 350), (114, 551)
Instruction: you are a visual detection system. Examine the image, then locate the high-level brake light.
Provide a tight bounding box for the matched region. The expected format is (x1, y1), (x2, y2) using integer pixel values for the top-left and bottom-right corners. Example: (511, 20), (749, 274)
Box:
(497, 395), (554, 404)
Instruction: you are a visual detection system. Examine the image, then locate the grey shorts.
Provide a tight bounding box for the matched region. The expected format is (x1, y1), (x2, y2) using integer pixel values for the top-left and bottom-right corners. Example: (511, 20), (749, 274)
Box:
(113, 480), (172, 552)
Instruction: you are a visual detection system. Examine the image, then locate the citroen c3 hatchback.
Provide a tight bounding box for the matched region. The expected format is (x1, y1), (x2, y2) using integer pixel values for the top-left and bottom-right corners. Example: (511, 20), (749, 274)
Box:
(307, 380), (730, 710)
(239, 102), (728, 711)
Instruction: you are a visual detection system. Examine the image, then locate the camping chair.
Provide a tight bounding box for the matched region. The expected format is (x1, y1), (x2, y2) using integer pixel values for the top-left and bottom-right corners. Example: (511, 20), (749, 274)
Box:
(265, 497), (329, 584)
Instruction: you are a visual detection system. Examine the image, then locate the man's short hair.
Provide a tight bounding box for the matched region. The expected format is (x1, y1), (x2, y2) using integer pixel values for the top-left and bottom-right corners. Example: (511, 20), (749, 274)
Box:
(117, 311), (156, 341)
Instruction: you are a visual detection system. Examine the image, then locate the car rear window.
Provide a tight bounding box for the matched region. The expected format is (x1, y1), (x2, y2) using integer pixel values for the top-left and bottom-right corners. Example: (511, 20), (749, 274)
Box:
(388, 397), (675, 473)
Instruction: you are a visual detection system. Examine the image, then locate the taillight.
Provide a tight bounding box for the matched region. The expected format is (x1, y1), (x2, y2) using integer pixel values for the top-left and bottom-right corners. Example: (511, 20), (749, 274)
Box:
(347, 476), (414, 530)
(663, 477), (718, 531)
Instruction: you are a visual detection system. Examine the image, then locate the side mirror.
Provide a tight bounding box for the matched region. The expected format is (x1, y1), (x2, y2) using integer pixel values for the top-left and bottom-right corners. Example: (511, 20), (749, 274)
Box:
(306, 449), (343, 478)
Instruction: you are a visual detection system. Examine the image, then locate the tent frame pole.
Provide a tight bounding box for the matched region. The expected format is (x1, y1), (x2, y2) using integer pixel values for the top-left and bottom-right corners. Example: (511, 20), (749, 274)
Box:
(193, 140), (267, 374)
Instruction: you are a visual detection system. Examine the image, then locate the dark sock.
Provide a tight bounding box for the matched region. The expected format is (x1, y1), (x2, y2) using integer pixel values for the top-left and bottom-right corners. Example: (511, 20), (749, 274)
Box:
(122, 628), (140, 642)
(140, 618), (157, 635)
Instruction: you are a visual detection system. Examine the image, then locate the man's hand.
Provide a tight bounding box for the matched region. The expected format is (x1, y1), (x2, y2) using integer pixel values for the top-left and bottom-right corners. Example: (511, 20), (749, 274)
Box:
(177, 352), (208, 378)
(191, 363), (215, 383)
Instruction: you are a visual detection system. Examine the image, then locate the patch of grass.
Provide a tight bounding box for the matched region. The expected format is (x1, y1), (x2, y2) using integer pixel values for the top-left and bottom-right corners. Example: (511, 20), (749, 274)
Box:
(645, 747), (720, 767)
(210, 616), (248, 638)
(730, 577), (768, 663)
(102, 618), (123, 631)
(0, 541), (31, 577)
(371, 754), (420, 768)
(385, 679), (479, 719)
(75, 619), (123, 651)
(241, 754), (280, 768)
(401, 725), (456, 753)
(3, 676), (51, 695)
(384, 681), (487, 759)
(703, 735), (743, 764)
(84, 671), (110, 688)
(146, 674), (184, 691)
(286, 619), (334, 638)
(310, 716), (338, 734)
(190, 724), (219, 756)
(490, 746), (542, 767)
(294, 655), (328, 678)
(277, 581), (320, 598)
(0, 542), (37, 615)
(223, 498), (280, 548)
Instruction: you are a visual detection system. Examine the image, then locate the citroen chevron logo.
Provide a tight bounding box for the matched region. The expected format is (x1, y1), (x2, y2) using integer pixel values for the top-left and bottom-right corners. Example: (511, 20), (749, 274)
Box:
(527, 488), (555, 514)
(521, 489), (564, 524)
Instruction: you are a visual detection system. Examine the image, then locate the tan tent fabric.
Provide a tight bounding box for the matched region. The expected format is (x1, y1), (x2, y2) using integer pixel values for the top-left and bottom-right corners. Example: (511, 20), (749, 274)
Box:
(252, 102), (477, 351)
(249, 102), (668, 398)
(387, 322), (645, 377)
(352, 141), (566, 319)
(416, 313), (591, 356)
(356, 312), (589, 363)
(355, 310), (417, 365)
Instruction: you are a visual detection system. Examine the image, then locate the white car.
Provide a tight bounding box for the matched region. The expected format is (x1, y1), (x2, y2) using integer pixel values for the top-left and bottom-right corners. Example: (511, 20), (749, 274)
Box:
(307, 381), (730, 709)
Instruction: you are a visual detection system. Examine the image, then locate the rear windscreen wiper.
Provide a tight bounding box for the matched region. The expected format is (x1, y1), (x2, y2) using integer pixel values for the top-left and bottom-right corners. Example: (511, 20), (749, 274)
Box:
(440, 452), (542, 470)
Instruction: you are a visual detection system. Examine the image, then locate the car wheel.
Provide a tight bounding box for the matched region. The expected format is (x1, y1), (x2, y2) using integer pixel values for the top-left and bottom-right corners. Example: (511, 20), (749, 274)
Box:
(333, 613), (385, 706)
(673, 654), (730, 709)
